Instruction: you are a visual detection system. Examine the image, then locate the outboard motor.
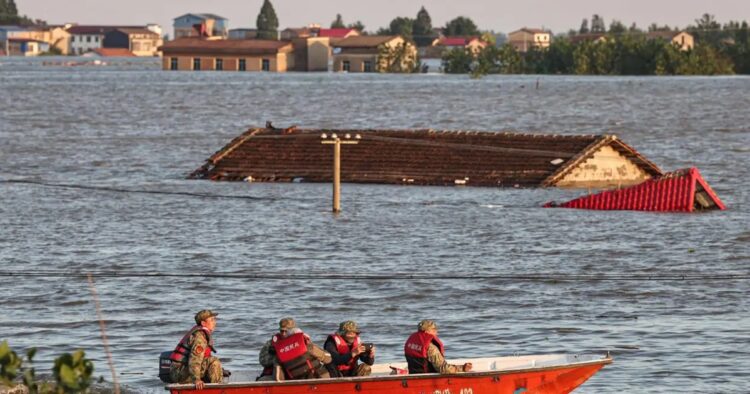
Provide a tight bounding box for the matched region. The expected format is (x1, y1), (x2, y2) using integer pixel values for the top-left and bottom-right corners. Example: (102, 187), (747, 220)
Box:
(159, 351), (174, 383)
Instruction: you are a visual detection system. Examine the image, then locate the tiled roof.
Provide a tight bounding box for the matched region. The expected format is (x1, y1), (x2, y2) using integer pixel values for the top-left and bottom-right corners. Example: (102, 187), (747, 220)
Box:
(438, 37), (468, 46)
(318, 28), (357, 38)
(190, 127), (662, 187)
(334, 35), (397, 48)
(67, 25), (144, 35)
(91, 48), (135, 57)
(160, 38), (292, 55)
(174, 13), (227, 21)
(8, 37), (46, 43)
(647, 31), (683, 40)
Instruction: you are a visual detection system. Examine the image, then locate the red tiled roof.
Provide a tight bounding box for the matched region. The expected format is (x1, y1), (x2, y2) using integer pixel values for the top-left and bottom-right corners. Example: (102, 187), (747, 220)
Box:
(92, 48), (135, 57)
(190, 127), (662, 187)
(160, 38), (292, 55)
(545, 168), (725, 212)
(318, 28), (357, 38)
(439, 37), (468, 46)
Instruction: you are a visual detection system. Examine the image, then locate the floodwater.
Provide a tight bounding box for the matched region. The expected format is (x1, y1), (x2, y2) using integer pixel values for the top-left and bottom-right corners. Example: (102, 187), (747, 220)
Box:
(1, 57), (748, 393)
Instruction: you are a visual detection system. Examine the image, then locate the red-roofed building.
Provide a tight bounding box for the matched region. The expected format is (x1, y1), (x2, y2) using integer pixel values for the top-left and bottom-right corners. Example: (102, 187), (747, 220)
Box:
(317, 28), (359, 39)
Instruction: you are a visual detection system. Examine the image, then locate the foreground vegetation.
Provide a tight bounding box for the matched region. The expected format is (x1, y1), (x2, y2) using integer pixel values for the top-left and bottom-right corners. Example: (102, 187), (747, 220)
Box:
(0, 341), (95, 394)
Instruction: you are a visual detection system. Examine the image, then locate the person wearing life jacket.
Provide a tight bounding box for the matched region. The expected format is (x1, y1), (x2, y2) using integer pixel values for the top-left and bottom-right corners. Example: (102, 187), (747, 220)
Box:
(404, 319), (472, 374)
(323, 320), (375, 377)
(269, 317), (332, 380)
(169, 310), (223, 389)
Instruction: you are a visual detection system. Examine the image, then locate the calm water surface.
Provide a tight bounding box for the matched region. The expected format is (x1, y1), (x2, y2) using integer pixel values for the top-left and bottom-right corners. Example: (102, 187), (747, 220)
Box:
(1, 58), (749, 393)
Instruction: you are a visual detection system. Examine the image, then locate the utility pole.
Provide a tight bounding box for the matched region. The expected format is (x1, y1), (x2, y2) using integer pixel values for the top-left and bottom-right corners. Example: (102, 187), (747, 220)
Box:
(321, 133), (360, 213)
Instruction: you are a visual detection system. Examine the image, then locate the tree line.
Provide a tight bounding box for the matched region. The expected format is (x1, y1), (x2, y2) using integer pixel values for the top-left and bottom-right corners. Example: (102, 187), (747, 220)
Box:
(0, 0), (44, 25)
(443, 13), (750, 76)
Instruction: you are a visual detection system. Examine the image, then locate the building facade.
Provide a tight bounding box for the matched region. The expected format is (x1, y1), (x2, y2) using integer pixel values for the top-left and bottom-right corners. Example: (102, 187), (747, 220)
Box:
(160, 38), (294, 72)
(104, 28), (162, 56)
(508, 28), (551, 52)
(173, 13), (228, 39)
(647, 31), (694, 51)
(332, 35), (417, 73)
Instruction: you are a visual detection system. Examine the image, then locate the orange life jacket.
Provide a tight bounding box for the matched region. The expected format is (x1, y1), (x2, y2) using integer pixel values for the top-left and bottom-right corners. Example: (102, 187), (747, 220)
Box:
(404, 331), (444, 373)
(170, 326), (214, 364)
(328, 333), (361, 372)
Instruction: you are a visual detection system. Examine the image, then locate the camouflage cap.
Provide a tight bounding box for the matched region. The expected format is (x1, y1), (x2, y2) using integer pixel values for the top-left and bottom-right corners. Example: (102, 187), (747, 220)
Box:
(418, 319), (438, 332)
(195, 309), (218, 325)
(338, 320), (361, 335)
(279, 317), (296, 331)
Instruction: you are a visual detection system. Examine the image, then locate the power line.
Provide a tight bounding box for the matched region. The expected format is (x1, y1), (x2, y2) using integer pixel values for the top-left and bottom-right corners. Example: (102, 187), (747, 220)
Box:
(0, 179), (276, 201)
(0, 271), (748, 282)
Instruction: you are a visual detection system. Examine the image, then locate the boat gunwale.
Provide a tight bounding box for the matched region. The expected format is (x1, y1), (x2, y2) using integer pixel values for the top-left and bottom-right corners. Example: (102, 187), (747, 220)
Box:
(165, 354), (613, 391)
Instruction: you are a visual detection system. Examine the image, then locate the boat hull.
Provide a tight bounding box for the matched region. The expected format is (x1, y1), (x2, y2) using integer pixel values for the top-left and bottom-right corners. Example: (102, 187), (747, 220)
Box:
(167, 355), (610, 394)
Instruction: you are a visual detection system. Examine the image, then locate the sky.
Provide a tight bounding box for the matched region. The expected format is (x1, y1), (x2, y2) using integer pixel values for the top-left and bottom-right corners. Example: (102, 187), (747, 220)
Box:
(20, 0), (750, 37)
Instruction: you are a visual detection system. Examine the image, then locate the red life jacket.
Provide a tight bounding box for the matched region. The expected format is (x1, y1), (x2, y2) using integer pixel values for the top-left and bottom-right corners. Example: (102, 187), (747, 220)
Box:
(170, 326), (214, 364)
(328, 333), (361, 372)
(404, 331), (444, 373)
(272, 332), (323, 380)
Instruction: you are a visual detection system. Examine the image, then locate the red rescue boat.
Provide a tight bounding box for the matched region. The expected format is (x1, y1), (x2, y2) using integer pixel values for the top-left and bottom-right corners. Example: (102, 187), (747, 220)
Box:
(165, 353), (612, 394)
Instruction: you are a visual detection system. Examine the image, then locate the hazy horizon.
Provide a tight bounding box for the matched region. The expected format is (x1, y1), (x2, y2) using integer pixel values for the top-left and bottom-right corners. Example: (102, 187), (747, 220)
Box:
(20, 0), (750, 37)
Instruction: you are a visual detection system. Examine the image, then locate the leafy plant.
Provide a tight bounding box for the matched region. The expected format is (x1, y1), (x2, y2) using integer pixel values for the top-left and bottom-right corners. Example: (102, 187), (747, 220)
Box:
(52, 350), (94, 393)
(0, 340), (23, 387)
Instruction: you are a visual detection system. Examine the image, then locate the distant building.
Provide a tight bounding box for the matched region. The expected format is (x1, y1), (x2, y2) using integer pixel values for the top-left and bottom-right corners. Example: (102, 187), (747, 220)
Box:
(647, 31), (694, 51)
(229, 29), (258, 40)
(66, 26), (109, 55)
(173, 13), (228, 39)
(508, 27), (551, 52)
(7, 38), (49, 56)
(104, 28), (162, 56)
(422, 36), (487, 58)
(332, 35), (416, 73)
(280, 27), (313, 40)
(160, 38), (294, 72)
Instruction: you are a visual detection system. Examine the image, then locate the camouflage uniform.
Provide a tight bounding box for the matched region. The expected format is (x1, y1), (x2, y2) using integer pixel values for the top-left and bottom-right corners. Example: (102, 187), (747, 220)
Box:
(426, 343), (463, 374)
(170, 311), (223, 384)
(261, 318), (333, 381)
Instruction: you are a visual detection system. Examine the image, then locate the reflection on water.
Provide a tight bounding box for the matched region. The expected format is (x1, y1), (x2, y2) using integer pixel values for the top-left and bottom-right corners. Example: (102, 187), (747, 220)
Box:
(1, 58), (749, 393)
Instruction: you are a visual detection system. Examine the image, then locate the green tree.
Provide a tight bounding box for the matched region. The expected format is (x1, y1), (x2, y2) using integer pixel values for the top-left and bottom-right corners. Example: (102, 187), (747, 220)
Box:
(7, 0), (16, 15)
(444, 16), (479, 37)
(441, 47), (473, 73)
(497, 44), (522, 73)
(387, 17), (414, 40)
(579, 18), (589, 34)
(544, 38), (575, 73)
(609, 20), (627, 34)
(0, 0), (8, 18)
(591, 14), (606, 33)
(331, 13), (345, 28)
(256, 0), (279, 40)
(347, 21), (365, 32)
(413, 6), (436, 46)
(377, 42), (419, 73)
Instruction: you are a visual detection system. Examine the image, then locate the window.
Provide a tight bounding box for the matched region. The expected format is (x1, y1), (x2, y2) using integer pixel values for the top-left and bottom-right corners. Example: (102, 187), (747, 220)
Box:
(193, 58), (201, 70)
(170, 57), (178, 70)
(363, 61), (373, 72)
(86, 36), (91, 43)
(95, 36), (99, 42)
(343, 60), (350, 72)
(262, 58), (270, 71)
(215, 58), (223, 71)
(238, 59), (246, 71)
(71, 36), (75, 42)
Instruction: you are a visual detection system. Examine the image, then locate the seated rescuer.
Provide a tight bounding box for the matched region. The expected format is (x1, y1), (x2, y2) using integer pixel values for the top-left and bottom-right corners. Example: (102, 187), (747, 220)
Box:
(270, 317), (333, 380)
(169, 310), (223, 389)
(404, 320), (472, 374)
(324, 320), (375, 377)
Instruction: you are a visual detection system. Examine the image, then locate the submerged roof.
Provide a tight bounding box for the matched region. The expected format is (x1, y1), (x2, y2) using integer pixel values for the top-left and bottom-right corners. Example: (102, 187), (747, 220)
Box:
(545, 167), (725, 212)
(190, 127), (662, 188)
